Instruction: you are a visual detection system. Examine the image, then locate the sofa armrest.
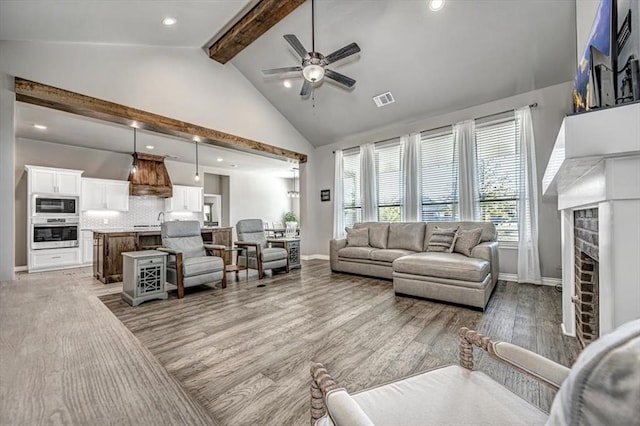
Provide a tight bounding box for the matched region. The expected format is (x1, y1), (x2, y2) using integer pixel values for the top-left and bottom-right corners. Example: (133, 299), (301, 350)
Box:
(330, 239), (348, 271)
(471, 241), (499, 285)
(458, 328), (567, 391)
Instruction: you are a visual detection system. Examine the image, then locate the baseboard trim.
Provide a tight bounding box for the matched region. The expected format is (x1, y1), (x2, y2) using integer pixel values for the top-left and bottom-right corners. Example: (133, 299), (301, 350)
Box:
(498, 273), (561, 287)
(14, 265), (28, 272)
(301, 254), (330, 261)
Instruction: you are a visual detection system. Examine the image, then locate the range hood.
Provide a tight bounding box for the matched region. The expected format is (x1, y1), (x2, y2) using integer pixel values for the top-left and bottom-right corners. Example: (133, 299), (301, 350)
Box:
(128, 152), (173, 198)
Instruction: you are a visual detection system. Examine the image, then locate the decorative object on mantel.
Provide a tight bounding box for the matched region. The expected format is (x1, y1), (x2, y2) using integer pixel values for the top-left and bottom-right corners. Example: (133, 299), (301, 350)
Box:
(320, 189), (330, 201)
(131, 127), (138, 174)
(573, 0), (640, 113)
(261, 0), (361, 98)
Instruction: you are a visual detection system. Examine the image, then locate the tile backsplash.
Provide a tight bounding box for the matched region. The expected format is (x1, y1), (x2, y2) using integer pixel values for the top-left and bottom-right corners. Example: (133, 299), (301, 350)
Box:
(81, 196), (202, 229)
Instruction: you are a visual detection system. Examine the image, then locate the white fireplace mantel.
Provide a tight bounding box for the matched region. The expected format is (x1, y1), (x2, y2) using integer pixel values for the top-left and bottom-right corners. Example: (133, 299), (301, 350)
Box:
(544, 103), (640, 338)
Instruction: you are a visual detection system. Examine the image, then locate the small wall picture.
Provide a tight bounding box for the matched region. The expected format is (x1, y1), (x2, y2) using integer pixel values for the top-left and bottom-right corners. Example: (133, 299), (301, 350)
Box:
(320, 189), (330, 202)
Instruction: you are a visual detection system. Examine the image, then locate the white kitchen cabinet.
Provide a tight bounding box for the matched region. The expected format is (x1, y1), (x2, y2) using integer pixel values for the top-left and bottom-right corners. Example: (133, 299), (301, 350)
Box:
(27, 166), (82, 195)
(30, 248), (81, 271)
(82, 231), (94, 264)
(165, 185), (202, 212)
(81, 178), (129, 211)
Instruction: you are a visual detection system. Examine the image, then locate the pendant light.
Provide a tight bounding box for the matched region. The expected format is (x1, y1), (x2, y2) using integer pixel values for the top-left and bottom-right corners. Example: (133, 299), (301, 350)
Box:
(288, 167), (300, 198)
(131, 127), (138, 174)
(194, 140), (200, 181)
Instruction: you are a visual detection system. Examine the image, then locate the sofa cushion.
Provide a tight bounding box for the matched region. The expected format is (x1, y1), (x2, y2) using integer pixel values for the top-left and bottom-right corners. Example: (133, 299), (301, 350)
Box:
(354, 222), (389, 249)
(425, 226), (458, 252)
(426, 221), (497, 245)
(393, 252), (490, 282)
(182, 256), (224, 277)
(370, 249), (415, 263)
(387, 223), (426, 252)
(454, 227), (483, 257)
(547, 319), (640, 426)
(338, 247), (376, 260)
(349, 365), (547, 426)
(346, 227), (369, 247)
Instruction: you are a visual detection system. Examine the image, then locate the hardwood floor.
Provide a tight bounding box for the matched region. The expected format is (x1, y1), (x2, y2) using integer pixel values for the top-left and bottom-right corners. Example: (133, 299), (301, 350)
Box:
(100, 260), (581, 426)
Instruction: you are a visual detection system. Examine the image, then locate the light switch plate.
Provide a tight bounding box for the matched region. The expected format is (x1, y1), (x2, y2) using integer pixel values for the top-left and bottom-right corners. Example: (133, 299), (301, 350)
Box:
(103, 218), (109, 225)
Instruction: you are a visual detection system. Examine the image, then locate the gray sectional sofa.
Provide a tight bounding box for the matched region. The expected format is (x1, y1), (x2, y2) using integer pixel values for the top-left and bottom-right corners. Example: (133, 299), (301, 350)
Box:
(330, 221), (499, 309)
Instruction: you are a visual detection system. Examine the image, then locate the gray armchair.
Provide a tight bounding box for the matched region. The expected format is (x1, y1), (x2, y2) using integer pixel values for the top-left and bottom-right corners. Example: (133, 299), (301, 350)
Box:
(235, 219), (289, 279)
(158, 221), (226, 298)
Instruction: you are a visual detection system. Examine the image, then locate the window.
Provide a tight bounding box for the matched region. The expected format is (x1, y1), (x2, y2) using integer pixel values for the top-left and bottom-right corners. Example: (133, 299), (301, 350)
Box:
(375, 141), (403, 222)
(342, 149), (361, 228)
(475, 119), (520, 242)
(420, 131), (459, 222)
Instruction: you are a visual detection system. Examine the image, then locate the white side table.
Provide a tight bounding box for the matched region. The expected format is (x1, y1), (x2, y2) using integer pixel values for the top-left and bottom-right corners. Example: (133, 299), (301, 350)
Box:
(122, 250), (168, 306)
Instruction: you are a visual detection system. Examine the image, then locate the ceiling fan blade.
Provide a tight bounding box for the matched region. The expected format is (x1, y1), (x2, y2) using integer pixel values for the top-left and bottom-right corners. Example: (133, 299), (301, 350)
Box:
(262, 66), (302, 76)
(284, 34), (309, 59)
(300, 80), (312, 96)
(324, 69), (356, 88)
(324, 42), (361, 64)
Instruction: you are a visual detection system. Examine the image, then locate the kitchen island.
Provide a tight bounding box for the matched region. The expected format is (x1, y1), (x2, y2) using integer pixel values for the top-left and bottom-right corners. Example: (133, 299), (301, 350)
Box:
(91, 227), (232, 283)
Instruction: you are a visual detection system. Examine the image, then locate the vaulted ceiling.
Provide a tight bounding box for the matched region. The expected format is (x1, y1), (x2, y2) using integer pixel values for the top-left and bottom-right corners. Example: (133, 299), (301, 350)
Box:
(1, 0), (578, 148)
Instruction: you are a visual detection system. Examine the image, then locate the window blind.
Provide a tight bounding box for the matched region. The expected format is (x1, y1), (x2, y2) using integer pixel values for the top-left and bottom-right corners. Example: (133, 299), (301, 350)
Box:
(420, 132), (459, 222)
(342, 149), (362, 228)
(475, 119), (520, 242)
(375, 141), (403, 222)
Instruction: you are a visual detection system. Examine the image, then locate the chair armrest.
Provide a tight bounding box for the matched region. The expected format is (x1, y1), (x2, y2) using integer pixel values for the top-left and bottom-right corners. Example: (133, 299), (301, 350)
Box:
(492, 341), (570, 390)
(156, 247), (182, 255)
(235, 241), (261, 248)
(458, 328), (567, 391)
(325, 390), (375, 426)
(204, 244), (226, 250)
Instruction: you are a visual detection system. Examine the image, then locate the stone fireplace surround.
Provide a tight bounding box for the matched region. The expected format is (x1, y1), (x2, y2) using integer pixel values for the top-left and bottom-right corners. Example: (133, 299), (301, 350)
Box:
(543, 103), (640, 338)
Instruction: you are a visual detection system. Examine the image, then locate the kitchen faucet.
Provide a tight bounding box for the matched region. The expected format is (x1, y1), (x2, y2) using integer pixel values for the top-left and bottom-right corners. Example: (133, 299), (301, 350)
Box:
(157, 211), (165, 224)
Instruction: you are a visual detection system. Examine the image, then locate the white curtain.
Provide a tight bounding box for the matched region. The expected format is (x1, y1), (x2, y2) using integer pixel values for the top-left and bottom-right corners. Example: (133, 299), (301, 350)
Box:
(455, 120), (479, 221)
(333, 150), (345, 238)
(516, 106), (542, 284)
(360, 143), (378, 222)
(401, 133), (421, 221)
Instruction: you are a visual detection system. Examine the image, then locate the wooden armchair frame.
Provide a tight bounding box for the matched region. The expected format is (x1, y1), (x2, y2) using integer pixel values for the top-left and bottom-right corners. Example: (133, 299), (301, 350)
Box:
(234, 241), (290, 279)
(157, 244), (227, 298)
(310, 327), (567, 425)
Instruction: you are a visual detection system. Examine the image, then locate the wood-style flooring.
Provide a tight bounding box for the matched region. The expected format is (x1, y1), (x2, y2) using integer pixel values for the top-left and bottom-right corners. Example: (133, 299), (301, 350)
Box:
(100, 260), (581, 426)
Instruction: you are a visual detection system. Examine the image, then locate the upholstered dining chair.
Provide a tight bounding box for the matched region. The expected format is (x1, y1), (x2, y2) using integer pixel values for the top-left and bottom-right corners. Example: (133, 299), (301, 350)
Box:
(158, 221), (226, 298)
(310, 320), (640, 426)
(235, 219), (289, 279)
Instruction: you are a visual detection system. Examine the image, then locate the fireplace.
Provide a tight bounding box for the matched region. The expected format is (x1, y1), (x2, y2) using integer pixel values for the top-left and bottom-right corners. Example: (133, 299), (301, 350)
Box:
(573, 208), (599, 347)
(543, 103), (640, 338)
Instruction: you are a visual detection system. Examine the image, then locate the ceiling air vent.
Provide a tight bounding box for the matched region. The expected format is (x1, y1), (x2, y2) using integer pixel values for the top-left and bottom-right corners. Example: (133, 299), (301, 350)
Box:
(373, 92), (395, 107)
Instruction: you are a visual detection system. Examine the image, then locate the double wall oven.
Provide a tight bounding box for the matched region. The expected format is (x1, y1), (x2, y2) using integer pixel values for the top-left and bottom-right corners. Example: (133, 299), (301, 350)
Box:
(31, 195), (80, 250)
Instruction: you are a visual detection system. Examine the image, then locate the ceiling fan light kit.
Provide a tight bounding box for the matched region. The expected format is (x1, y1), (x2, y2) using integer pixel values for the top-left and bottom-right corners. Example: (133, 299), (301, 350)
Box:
(262, 0), (360, 97)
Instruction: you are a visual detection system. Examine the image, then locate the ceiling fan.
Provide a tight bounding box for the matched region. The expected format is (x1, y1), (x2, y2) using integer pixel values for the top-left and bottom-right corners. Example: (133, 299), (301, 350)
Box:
(262, 0), (361, 96)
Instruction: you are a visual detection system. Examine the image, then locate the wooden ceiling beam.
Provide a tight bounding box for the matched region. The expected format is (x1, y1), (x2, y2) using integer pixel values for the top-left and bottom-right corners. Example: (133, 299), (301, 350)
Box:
(14, 78), (307, 164)
(208, 0), (306, 64)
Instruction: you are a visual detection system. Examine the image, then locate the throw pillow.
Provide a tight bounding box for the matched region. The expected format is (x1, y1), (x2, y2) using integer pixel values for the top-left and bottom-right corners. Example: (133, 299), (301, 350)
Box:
(345, 227), (369, 247)
(426, 226), (458, 252)
(454, 228), (483, 257)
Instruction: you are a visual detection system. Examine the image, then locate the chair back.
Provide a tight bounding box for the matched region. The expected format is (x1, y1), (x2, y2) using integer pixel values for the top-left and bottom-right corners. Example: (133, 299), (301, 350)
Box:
(236, 219), (267, 248)
(161, 221), (205, 260)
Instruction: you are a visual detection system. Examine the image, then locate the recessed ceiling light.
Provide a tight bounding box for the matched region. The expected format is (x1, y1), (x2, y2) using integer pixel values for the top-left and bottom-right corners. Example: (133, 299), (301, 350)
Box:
(146, 145), (155, 150)
(216, 157), (223, 162)
(283, 80), (292, 88)
(162, 17), (177, 26)
(231, 164), (238, 168)
(33, 124), (47, 130)
(429, 0), (445, 11)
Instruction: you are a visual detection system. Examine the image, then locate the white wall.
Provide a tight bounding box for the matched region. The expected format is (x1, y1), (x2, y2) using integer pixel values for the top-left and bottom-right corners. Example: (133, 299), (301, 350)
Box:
(305, 81), (574, 279)
(0, 40), (316, 273)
